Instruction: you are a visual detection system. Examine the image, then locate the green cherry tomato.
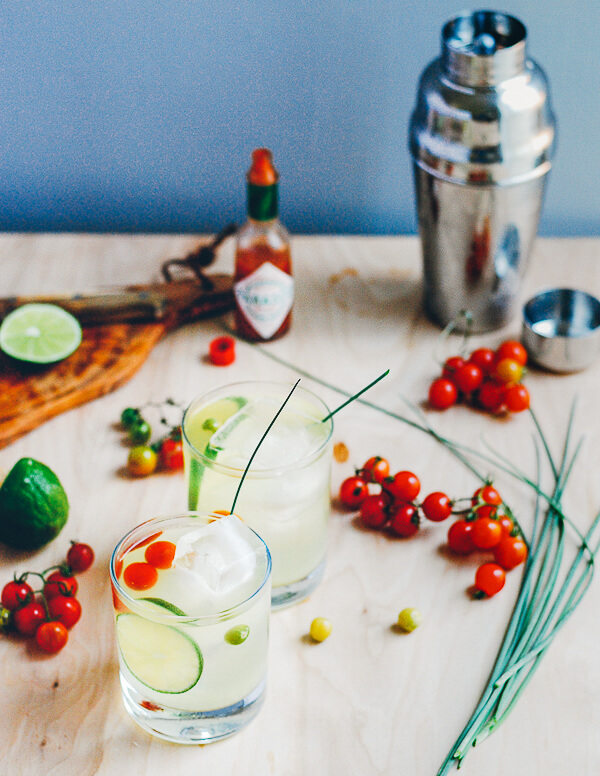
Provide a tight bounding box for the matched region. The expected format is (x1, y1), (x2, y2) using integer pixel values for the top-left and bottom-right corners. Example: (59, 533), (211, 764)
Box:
(397, 607), (422, 632)
(202, 418), (220, 432)
(128, 446), (158, 476)
(129, 420), (152, 445)
(120, 407), (140, 428)
(225, 624), (250, 645)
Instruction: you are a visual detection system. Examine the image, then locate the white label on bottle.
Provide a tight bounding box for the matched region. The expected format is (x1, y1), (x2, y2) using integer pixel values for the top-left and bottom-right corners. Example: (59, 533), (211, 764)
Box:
(234, 262), (294, 339)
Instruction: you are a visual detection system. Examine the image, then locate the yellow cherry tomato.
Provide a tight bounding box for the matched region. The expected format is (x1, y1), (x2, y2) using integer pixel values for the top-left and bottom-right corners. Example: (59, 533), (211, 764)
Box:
(127, 446), (158, 476)
(310, 617), (332, 642)
(397, 607), (422, 632)
(494, 358), (523, 384)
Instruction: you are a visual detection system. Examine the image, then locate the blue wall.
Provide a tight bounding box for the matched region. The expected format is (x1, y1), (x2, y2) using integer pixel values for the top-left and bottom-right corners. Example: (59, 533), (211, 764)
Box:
(0, 2), (597, 236)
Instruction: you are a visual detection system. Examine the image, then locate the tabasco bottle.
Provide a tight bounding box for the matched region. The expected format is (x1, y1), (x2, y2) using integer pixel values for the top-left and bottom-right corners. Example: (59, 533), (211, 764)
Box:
(234, 148), (293, 341)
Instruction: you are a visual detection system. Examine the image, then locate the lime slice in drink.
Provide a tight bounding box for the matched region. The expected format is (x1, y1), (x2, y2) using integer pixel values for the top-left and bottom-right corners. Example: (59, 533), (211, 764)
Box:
(140, 597), (188, 617)
(116, 613), (203, 694)
(0, 303), (82, 364)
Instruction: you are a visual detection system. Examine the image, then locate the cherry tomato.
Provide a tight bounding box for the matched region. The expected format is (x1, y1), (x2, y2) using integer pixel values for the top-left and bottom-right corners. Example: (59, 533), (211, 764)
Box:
(471, 517), (503, 550)
(67, 542), (95, 573)
(428, 377), (458, 410)
(159, 438), (184, 471)
(360, 494), (389, 529)
(360, 456), (390, 484)
(453, 362), (483, 394)
(48, 595), (82, 630)
(209, 336), (236, 366)
(494, 536), (528, 570)
(421, 492), (452, 522)
(121, 407), (141, 428)
(494, 358), (524, 385)
(506, 383), (530, 412)
(447, 520), (475, 555)
(469, 348), (495, 375)
(13, 600), (47, 636)
(44, 571), (78, 601)
(495, 340), (528, 366)
(339, 476), (369, 509)
(477, 379), (506, 411)
(388, 504), (420, 537)
(498, 514), (514, 535)
(384, 471), (421, 503)
(129, 420), (152, 445)
(473, 485), (502, 507)
(442, 356), (465, 378)
(144, 540), (176, 570)
(123, 562), (158, 591)
(127, 446), (158, 477)
(36, 621), (69, 653)
(475, 563), (506, 597)
(1, 579), (33, 611)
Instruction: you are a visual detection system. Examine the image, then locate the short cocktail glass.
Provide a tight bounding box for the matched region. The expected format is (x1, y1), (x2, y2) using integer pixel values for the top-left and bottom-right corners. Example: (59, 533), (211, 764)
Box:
(182, 381), (334, 608)
(110, 512), (272, 744)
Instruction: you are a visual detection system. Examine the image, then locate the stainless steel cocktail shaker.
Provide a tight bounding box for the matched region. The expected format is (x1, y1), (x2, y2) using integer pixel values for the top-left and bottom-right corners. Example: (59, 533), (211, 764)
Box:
(409, 11), (556, 332)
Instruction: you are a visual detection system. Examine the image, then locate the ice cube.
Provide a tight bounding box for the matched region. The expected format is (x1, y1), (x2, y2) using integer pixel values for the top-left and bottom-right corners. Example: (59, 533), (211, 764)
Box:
(174, 515), (258, 596)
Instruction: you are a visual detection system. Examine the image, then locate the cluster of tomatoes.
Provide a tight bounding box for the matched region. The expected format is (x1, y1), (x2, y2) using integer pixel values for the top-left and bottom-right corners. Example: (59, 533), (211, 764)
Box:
(0, 542), (94, 654)
(339, 457), (527, 598)
(428, 339), (530, 415)
(120, 403), (185, 477)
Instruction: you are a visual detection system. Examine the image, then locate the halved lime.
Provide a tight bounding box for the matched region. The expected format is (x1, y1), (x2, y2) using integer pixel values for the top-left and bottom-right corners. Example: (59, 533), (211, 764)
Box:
(0, 303), (82, 364)
(116, 613), (203, 694)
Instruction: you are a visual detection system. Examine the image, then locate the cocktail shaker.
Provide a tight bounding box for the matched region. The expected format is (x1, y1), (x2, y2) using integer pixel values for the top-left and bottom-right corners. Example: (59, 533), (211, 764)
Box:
(409, 11), (556, 332)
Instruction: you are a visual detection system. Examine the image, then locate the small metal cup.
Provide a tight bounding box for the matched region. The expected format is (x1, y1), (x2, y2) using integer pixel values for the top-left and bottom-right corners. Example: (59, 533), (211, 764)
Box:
(522, 288), (600, 372)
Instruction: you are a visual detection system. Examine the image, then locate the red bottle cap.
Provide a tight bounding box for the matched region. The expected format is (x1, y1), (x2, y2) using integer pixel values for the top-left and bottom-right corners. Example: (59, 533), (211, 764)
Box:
(248, 148), (278, 186)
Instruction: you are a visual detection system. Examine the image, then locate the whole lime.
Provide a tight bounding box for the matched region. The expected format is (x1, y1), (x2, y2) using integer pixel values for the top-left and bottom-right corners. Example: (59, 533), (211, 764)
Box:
(0, 458), (69, 550)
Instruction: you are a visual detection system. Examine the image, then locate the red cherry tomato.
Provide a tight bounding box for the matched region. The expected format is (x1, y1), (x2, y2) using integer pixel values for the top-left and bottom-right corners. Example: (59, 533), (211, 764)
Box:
(159, 438), (184, 471)
(13, 600), (47, 636)
(447, 520), (475, 555)
(1, 579), (34, 611)
(494, 536), (528, 570)
(123, 562), (158, 591)
(36, 621), (69, 653)
(339, 476), (369, 510)
(498, 514), (514, 535)
(495, 340), (528, 366)
(360, 456), (390, 484)
(388, 504), (420, 537)
(44, 571), (78, 601)
(209, 336), (236, 366)
(67, 543), (95, 573)
(505, 383), (530, 412)
(477, 379), (506, 411)
(475, 563), (506, 597)
(144, 540), (176, 570)
(384, 471), (421, 503)
(360, 494), (389, 529)
(48, 595), (82, 630)
(421, 492), (452, 522)
(453, 362), (484, 394)
(469, 348), (495, 375)
(471, 517), (503, 550)
(428, 378), (458, 410)
(473, 484), (502, 507)
(442, 356), (466, 379)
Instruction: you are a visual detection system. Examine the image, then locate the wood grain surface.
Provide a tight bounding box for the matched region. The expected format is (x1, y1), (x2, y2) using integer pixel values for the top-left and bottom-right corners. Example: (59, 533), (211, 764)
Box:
(1, 234), (600, 776)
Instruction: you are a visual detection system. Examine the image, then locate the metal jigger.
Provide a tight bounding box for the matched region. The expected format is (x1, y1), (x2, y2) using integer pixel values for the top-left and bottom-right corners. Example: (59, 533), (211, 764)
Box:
(409, 11), (556, 332)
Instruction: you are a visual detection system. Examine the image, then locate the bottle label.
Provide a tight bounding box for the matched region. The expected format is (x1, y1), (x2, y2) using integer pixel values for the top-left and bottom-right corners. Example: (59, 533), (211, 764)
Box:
(234, 262), (294, 339)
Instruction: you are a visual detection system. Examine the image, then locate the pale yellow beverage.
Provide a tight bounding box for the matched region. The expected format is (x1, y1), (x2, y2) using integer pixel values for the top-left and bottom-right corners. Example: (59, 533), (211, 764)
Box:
(182, 382), (333, 608)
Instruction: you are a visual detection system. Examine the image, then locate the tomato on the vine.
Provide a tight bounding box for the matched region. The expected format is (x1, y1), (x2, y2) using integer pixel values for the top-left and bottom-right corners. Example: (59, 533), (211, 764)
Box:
(469, 348), (495, 375)
(494, 358), (524, 385)
(1, 579), (33, 611)
(388, 504), (420, 537)
(498, 514), (514, 535)
(360, 456), (390, 484)
(360, 494), (389, 529)
(495, 340), (528, 367)
(475, 563), (506, 597)
(442, 356), (465, 378)
(144, 540), (176, 570)
(471, 517), (503, 550)
(505, 383), (530, 412)
(13, 600), (47, 636)
(44, 571), (78, 601)
(67, 543), (95, 573)
(421, 492), (452, 522)
(428, 378), (458, 410)
(494, 536), (528, 570)
(339, 476), (369, 510)
(447, 520), (475, 555)
(48, 595), (82, 630)
(159, 438), (184, 471)
(384, 471), (421, 503)
(477, 380), (506, 411)
(36, 621), (69, 654)
(453, 362), (483, 394)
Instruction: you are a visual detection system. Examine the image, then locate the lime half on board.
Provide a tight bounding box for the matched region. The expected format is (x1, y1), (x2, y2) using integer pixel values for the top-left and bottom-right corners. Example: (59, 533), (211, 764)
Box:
(0, 303), (82, 364)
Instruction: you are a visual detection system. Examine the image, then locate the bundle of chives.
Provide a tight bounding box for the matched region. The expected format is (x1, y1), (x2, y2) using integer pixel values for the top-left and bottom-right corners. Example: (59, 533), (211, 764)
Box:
(252, 345), (599, 771)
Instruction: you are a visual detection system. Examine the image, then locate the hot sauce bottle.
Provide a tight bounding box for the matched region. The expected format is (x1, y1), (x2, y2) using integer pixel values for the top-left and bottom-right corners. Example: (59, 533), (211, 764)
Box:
(234, 148), (293, 341)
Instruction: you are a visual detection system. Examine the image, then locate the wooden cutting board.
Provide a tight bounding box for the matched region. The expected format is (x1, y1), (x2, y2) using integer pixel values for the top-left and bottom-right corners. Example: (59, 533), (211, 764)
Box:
(0, 277), (234, 450)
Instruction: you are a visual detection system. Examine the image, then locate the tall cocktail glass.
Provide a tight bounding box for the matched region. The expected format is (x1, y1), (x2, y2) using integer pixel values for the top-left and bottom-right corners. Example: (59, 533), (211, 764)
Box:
(182, 381), (333, 608)
(110, 512), (271, 743)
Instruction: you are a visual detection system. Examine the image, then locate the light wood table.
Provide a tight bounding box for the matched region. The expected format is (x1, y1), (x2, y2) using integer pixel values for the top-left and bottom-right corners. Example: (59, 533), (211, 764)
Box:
(1, 234), (600, 776)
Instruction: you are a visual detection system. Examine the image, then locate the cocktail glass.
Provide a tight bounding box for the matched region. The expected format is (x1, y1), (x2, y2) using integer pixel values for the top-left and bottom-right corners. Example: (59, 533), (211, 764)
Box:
(110, 512), (271, 744)
(182, 381), (333, 608)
